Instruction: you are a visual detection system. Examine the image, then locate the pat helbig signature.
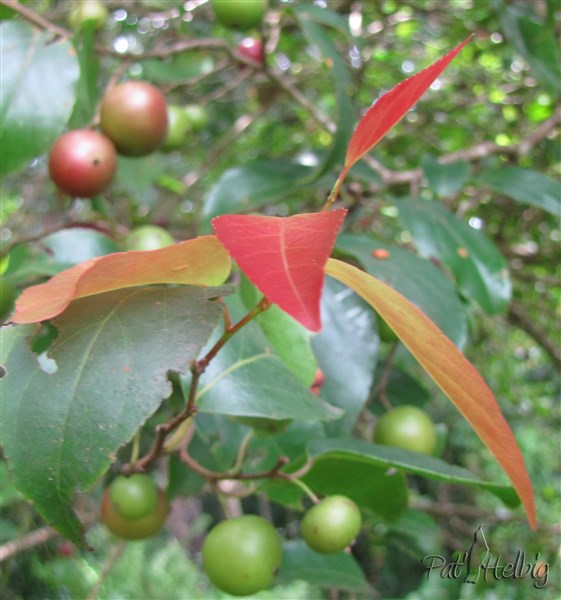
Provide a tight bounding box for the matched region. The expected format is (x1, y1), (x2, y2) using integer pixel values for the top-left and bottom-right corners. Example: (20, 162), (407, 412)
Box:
(421, 525), (549, 589)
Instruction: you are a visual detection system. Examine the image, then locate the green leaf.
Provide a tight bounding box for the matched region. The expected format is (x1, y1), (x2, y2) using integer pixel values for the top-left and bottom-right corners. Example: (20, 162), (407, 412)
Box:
(41, 227), (119, 266)
(396, 198), (511, 315)
(335, 234), (468, 347)
(293, 7), (355, 179)
(195, 317), (341, 422)
(312, 278), (379, 434)
(142, 53), (214, 84)
(0, 286), (228, 543)
(201, 160), (314, 228)
(308, 439), (520, 508)
(277, 541), (370, 593)
(476, 167), (561, 217)
(303, 453), (409, 521)
(0, 22), (80, 178)
(241, 274), (317, 386)
(497, 3), (561, 96)
(68, 29), (100, 128)
(422, 155), (471, 197)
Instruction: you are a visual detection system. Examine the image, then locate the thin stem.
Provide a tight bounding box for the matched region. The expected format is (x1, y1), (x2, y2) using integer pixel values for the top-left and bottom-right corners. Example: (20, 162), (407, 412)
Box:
(321, 169), (348, 211)
(231, 430), (254, 475)
(199, 296), (271, 368)
(282, 477), (319, 504)
(130, 432), (141, 464)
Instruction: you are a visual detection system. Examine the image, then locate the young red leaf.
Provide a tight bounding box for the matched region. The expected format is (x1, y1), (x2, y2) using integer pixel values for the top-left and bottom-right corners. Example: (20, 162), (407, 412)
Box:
(344, 36), (472, 174)
(325, 258), (536, 530)
(11, 235), (231, 324)
(212, 210), (347, 332)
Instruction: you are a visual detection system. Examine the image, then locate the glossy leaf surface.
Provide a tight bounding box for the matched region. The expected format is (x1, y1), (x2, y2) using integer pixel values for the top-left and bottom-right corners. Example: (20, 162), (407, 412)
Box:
(0, 22), (80, 178)
(325, 258), (535, 528)
(343, 37), (471, 174)
(312, 278), (379, 434)
(336, 234), (468, 347)
(212, 209), (347, 331)
(1, 286), (227, 543)
(308, 439), (520, 507)
(396, 198), (511, 314)
(12, 235), (231, 324)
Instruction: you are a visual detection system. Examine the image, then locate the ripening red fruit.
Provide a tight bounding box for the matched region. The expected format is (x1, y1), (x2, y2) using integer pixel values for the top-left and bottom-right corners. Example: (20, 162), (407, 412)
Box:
(100, 81), (168, 157)
(237, 38), (265, 66)
(48, 129), (117, 197)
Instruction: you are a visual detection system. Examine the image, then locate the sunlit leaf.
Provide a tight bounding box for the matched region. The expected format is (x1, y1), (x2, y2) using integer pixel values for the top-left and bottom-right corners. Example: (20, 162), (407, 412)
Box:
(325, 258), (536, 529)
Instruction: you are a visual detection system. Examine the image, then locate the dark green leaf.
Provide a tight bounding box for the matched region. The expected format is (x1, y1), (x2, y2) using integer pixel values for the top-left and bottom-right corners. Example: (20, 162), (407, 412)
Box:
(201, 160), (314, 228)
(312, 278), (379, 434)
(0, 22), (79, 177)
(476, 167), (561, 217)
(303, 454), (409, 521)
(308, 439), (520, 507)
(68, 29), (100, 128)
(277, 541), (370, 592)
(294, 8), (356, 178)
(0, 286), (227, 543)
(498, 3), (561, 96)
(422, 155), (471, 197)
(396, 198), (511, 315)
(335, 234), (468, 346)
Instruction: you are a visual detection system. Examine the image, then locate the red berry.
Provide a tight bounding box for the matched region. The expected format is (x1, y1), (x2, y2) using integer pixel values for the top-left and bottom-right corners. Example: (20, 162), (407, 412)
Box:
(48, 129), (117, 198)
(237, 38), (265, 66)
(100, 81), (168, 157)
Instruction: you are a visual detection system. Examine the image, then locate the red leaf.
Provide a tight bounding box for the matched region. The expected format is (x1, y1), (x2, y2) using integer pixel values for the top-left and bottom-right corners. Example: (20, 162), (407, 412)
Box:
(12, 235), (231, 324)
(325, 258), (536, 529)
(212, 210), (347, 332)
(344, 36), (472, 173)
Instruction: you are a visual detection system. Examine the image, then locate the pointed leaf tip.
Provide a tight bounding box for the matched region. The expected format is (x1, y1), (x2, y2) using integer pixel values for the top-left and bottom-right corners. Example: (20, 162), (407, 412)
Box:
(344, 35), (473, 172)
(212, 209), (347, 332)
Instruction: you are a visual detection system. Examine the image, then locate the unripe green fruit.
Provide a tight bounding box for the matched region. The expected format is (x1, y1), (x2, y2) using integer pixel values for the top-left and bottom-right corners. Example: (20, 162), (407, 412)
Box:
(301, 495), (362, 554)
(68, 0), (108, 31)
(101, 483), (168, 540)
(124, 226), (174, 251)
(202, 515), (282, 595)
(48, 129), (117, 198)
(373, 405), (437, 455)
(161, 105), (190, 151)
(183, 104), (209, 132)
(210, 0), (267, 31)
(109, 474), (158, 520)
(100, 81), (168, 157)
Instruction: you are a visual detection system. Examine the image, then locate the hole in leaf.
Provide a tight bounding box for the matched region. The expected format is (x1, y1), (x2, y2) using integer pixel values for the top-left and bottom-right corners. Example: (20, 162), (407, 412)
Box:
(0, 365), (6, 378)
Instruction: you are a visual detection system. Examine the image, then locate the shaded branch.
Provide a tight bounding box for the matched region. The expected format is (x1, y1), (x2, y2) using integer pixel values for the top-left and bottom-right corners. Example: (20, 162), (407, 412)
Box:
(507, 302), (561, 370)
(0, 0), (69, 38)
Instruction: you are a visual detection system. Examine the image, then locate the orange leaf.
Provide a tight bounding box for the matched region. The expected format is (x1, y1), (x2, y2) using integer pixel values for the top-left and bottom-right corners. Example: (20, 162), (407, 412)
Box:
(325, 258), (536, 529)
(212, 210), (347, 332)
(12, 235), (231, 324)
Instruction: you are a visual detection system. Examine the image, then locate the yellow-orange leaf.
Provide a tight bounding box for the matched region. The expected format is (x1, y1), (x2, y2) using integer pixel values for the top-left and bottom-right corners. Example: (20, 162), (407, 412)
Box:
(12, 235), (231, 324)
(325, 258), (536, 529)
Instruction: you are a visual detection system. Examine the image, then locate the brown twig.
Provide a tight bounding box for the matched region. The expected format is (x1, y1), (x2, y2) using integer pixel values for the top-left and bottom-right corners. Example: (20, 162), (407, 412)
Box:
(124, 297), (272, 474)
(507, 302), (561, 370)
(368, 341), (399, 410)
(0, 525), (58, 562)
(0, 0), (70, 38)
